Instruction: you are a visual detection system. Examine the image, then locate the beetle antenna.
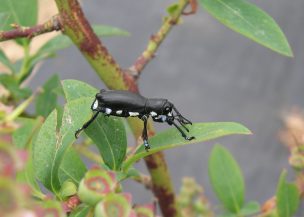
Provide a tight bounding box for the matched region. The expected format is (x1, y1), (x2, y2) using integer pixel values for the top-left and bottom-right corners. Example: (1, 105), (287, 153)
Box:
(75, 112), (99, 138)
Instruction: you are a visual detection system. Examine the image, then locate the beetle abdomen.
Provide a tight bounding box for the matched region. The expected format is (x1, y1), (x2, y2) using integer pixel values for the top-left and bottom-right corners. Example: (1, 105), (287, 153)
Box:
(96, 90), (147, 111)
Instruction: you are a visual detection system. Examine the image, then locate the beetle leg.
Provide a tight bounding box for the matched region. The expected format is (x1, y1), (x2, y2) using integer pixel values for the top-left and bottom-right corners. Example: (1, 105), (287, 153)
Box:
(176, 118), (190, 132)
(168, 119), (195, 141)
(75, 112), (99, 138)
(141, 115), (150, 151)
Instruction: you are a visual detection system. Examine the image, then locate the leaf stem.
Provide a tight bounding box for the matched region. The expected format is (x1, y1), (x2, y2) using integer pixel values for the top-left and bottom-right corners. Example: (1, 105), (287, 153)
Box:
(4, 88), (41, 122)
(73, 144), (103, 164)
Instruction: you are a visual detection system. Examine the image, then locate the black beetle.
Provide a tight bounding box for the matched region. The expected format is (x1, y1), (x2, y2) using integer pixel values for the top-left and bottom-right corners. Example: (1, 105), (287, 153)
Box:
(75, 89), (195, 150)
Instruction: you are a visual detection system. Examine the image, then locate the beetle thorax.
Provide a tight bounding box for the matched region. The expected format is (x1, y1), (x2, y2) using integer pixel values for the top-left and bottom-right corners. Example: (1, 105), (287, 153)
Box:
(146, 99), (172, 115)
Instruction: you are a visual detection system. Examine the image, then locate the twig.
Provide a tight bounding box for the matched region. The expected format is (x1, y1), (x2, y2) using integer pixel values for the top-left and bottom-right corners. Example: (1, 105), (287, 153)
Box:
(0, 15), (62, 42)
(4, 88), (42, 122)
(132, 173), (152, 190)
(73, 144), (103, 164)
(129, 0), (197, 79)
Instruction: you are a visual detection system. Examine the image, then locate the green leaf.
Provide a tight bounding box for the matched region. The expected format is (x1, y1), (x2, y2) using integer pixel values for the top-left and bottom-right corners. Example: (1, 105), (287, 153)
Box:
(17, 155), (45, 199)
(69, 205), (91, 217)
(276, 170), (300, 217)
(14, 118), (45, 199)
(199, 0), (293, 57)
(59, 180), (77, 199)
(33, 98), (93, 193)
(59, 147), (87, 185)
(0, 74), (31, 100)
(35, 74), (61, 117)
(12, 117), (42, 149)
(167, 3), (180, 16)
(123, 122), (251, 170)
(0, 48), (14, 73)
(63, 80), (126, 170)
(0, 0), (37, 30)
(0, 12), (9, 29)
(33, 25), (129, 61)
(84, 115), (127, 170)
(0, 0), (38, 45)
(208, 144), (245, 214)
(33, 110), (60, 192)
(62, 79), (98, 102)
(92, 24), (129, 37)
(239, 201), (260, 216)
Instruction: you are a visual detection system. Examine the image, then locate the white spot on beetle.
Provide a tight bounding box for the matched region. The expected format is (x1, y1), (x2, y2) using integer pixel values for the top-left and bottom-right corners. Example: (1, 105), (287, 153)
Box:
(155, 115), (167, 122)
(168, 112), (172, 116)
(150, 111), (157, 116)
(160, 115), (167, 122)
(116, 110), (123, 115)
(105, 108), (112, 114)
(92, 100), (98, 110)
(129, 112), (139, 116)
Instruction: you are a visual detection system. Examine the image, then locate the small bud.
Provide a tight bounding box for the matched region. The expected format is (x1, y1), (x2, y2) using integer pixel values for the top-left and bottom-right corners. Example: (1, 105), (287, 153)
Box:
(134, 203), (155, 217)
(289, 154), (304, 170)
(60, 180), (77, 199)
(94, 193), (132, 217)
(78, 168), (117, 205)
(40, 200), (65, 217)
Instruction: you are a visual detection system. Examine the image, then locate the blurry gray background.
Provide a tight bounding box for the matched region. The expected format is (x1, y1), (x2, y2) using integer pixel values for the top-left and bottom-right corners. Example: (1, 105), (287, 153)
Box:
(33, 0), (304, 212)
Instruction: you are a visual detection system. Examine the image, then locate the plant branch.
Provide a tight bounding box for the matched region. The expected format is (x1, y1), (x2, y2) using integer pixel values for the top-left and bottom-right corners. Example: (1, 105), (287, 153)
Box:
(0, 15), (62, 42)
(132, 173), (152, 190)
(53, 0), (194, 216)
(54, 0), (136, 91)
(129, 0), (196, 79)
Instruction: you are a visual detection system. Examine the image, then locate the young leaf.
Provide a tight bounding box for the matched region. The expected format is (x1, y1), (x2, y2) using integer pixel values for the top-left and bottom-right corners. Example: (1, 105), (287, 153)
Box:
(239, 201), (260, 216)
(0, 48), (15, 73)
(0, 0), (37, 45)
(123, 122), (251, 170)
(92, 24), (129, 37)
(208, 144), (245, 214)
(199, 0), (293, 57)
(276, 170), (300, 217)
(33, 98), (93, 193)
(0, 0), (38, 30)
(62, 79), (98, 102)
(0, 74), (31, 100)
(12, 117), (42, 149)
(14, 118), (45, 199)
(0, 12), (9, 29)
(84, 115), (127, 171)
(36, 74), (61, 117)
(69, 205), (91, 217)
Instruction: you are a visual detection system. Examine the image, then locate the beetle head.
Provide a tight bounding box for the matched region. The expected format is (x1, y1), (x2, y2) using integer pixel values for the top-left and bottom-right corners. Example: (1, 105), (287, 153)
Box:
(95, 89), (106, 101)
(163, 101), (173, 115)
(147, 99), (172, 115)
